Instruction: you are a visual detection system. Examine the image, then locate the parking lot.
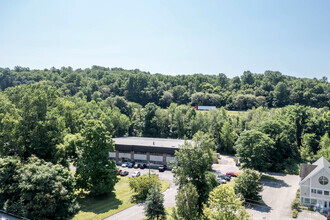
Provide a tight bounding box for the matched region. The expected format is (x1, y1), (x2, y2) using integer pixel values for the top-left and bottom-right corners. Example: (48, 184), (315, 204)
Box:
(109, 156), (324, 220)
(107, 165), (177, 220)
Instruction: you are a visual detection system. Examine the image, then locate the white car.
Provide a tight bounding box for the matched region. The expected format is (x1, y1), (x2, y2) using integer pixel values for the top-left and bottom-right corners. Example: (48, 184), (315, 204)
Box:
(121, 162), (129, 167)
(132, 171), (141, 177)
(217, 178), (227, 185)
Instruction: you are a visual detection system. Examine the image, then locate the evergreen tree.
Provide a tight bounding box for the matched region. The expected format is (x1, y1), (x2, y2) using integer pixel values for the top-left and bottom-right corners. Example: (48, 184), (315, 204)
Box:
(144, 184), (166, 220)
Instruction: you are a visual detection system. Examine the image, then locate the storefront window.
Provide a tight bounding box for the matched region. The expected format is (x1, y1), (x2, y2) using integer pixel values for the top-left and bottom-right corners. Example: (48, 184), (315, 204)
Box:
(304, 198), (310, 204)
(311, 199), (317, 205)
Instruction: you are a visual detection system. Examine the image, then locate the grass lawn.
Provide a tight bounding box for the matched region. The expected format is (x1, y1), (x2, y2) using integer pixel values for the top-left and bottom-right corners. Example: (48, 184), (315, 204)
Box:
(72, 176), (170, 220)
(261, 174), (278, 181)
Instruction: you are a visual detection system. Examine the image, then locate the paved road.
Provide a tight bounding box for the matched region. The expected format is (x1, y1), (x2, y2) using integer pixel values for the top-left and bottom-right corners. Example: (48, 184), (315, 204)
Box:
(214, 155), (304, 220)
(0, 213), (19, 220)
(246, 173), (300, 220)
(105, 167), (177, 220)
(106, 156), (323, 220)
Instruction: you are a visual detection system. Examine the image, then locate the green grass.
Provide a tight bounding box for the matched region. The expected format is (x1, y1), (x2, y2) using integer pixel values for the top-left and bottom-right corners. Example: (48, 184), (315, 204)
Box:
(72, 177), (170, 220)
(261, 174), (278, 181)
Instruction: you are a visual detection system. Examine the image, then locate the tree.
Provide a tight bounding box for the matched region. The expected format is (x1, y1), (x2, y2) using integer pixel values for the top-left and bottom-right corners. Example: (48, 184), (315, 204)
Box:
(129, 175), (161, 201)
(75, 120), (118, 196)
(300, 133), (316, 163)
(273, 82), (290, 107)
(18, 156), (78, 219)
(0, 157), (22, 214)
(257, 119), (298, 171)
(160, 91), (173, 108)
(235, 129), (275, 172)
(20, 156), (79, 218)
(144, 184), (166, 220)
(285, 104), (310, 148)
(203, 185), (250, 220)
(174, 135), (216, 215)
(220, 121), (236, 153)
(234, 169), (263, 202)
(316, 133), (330, 161)
(173, 183), (200, 220)
(143, 102), (159, 137)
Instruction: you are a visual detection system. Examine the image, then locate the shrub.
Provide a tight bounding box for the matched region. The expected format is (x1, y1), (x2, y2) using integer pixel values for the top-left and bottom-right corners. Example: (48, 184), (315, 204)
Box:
(292, 209), (298, 218)
(291, 199), (299, 210)
(129, 175), (161, 201)
(234, 169), (263, 201)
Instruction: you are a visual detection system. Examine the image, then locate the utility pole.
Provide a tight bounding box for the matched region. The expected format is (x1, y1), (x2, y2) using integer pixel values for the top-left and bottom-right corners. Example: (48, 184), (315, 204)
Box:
(149, 161), (151, 177)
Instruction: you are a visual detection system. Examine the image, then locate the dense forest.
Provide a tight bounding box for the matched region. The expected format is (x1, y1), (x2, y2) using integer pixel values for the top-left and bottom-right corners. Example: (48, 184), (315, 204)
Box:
(0, 66), (329, 109)
(0, 66), (329, 218)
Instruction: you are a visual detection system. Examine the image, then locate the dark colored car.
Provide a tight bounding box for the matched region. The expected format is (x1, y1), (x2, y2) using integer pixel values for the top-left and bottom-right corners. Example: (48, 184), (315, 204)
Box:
(226, 172), (238, 177)
(218, 174), (231, 181)
(134, 163), (140, 168)
(120, 171), (129, 176)
(127, 162), (135, 168)
(140, 164), (147, 169)
(158, 165), (167, 172)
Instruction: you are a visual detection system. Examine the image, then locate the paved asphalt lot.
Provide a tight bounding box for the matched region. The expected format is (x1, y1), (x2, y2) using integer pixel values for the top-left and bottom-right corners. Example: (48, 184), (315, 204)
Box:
(106, 156), (326, 220)
(105, 167), (177, 220)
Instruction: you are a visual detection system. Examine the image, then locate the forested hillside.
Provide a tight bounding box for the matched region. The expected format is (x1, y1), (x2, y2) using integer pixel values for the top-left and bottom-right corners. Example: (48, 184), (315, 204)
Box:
(0, 66), (328, 109)
(0, 66), (329, 218)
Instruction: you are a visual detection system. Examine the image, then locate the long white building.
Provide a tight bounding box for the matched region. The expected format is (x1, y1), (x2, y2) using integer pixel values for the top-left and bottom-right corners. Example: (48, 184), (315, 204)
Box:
(110, 137), (191, 166)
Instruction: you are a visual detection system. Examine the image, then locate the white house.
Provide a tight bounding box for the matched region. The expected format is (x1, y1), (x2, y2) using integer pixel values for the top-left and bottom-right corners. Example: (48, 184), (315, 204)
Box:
(299, 157), (330, 210)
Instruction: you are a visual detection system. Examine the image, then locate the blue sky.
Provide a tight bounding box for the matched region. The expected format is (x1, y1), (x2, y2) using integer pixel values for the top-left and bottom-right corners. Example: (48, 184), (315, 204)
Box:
(0, 0), (329, 78)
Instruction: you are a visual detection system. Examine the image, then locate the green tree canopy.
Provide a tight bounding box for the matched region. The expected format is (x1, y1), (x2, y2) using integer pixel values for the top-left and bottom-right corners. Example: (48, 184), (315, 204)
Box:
(203, 184), (250, 220)
(75, 120), (118, 196)
(144, 184), (166, 220)
(234, 169), (263, 202)
(235, 129), (275, 172)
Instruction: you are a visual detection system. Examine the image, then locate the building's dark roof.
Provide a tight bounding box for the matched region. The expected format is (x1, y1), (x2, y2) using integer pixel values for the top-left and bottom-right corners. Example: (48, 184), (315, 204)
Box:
(299, 164), (317, 178)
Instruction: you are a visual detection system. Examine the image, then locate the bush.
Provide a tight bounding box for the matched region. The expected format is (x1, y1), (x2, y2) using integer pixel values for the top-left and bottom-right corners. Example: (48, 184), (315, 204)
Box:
(292, 209), (298, 218)
(129, 175), (161, 201)
(234, 169), (263, 201)
(291, 199), (299, 210)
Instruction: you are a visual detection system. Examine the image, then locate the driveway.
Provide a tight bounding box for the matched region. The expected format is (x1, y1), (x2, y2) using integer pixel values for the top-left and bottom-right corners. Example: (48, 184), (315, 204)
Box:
(246, 173), (300, 220)
(213, 155), (302, 220)
(104, 167), (177, 220)
(107, 156), (309, 220)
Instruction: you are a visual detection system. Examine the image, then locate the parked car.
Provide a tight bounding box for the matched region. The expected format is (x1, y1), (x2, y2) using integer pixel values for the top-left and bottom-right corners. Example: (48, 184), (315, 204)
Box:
(158, 165), (167, 172)
(218, 174), (231, 181)
(127, 162), (135, 168)
(171, 167), (177, 173)
(121, 162), (129, 167)
(217, 178), (227, 185)
(133, 163), (140, 168)
(226, 172), (238, 177)
(140, 164), (147, 169)
(120, 171), (129, 176)
(132, 171), (141, 177)
(117, 169), (122, 175)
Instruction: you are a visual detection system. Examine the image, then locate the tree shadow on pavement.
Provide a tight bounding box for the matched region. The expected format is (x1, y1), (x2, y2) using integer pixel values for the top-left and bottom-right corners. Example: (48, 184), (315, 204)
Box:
(245, 202), (271, 213)
(261, 179), (289, 188)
